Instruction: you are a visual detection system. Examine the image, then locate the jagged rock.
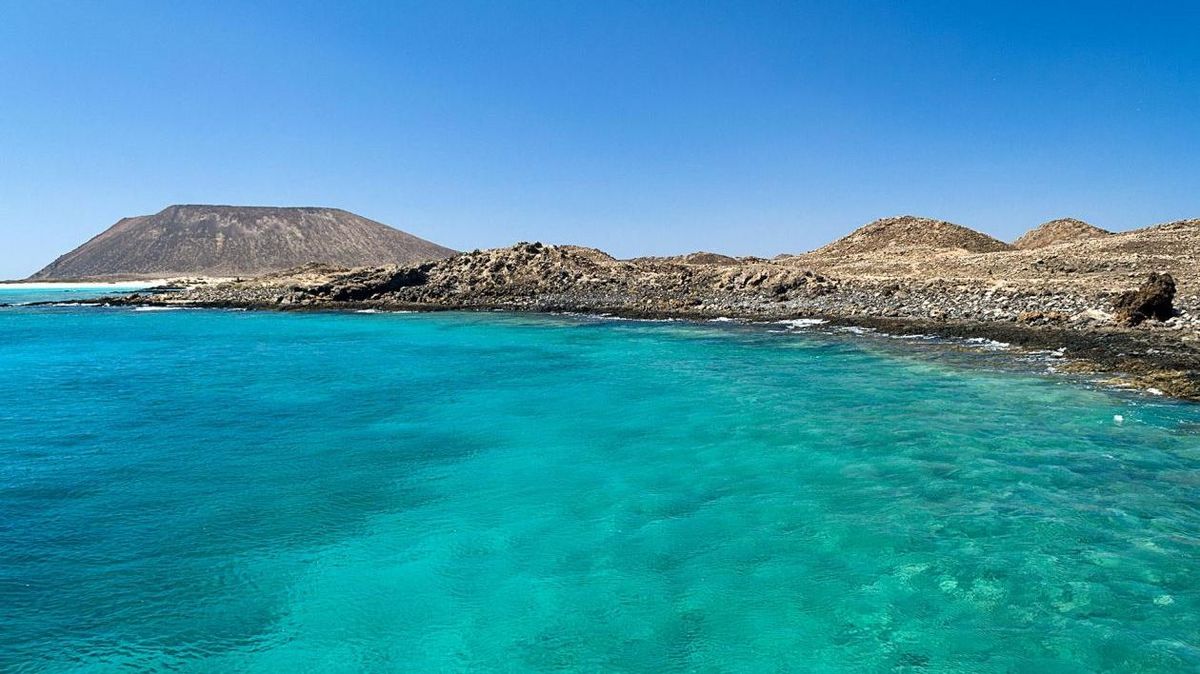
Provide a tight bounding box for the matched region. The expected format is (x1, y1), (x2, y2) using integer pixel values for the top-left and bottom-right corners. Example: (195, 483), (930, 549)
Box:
(1114, 273), (1176, 326)
(324, 266), (431, 301)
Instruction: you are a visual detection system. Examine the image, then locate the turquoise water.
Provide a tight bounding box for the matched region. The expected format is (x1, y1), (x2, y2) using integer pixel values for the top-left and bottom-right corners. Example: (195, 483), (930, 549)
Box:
(0, 284), (152, 306)
(2, 296), (1200, 672)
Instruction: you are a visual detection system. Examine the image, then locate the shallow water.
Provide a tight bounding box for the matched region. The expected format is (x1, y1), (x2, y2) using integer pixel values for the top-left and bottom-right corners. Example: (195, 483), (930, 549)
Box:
(0, 283), (152, 306)
(2, 300), (1199, 672)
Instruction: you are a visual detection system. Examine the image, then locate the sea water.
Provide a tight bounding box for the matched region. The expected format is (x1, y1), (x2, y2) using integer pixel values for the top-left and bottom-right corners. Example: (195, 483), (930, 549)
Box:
(0, 283), (155, 307)
(1, 293), (1199, 672)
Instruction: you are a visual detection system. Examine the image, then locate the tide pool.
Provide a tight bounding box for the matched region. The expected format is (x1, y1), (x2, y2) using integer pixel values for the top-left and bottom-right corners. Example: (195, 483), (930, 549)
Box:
(1, 301), (1198, 672)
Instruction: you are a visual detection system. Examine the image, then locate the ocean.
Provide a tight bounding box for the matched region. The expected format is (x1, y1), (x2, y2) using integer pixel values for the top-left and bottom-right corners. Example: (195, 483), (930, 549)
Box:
(2, 286), (1198, 672)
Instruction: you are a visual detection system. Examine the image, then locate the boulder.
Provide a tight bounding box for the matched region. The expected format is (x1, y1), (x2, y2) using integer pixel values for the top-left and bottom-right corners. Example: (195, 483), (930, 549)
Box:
(1113, 273), (1176, 326)
(1070, 308), (1115, 325)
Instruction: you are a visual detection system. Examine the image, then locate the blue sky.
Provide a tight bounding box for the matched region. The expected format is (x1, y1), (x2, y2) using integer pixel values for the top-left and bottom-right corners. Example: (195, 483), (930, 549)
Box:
(1, 1), (1198, 278)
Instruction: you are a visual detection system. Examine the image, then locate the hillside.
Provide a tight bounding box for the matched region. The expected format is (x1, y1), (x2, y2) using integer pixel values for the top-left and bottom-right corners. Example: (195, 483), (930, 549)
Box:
(30, 205), (455, 280)
(809, 215), (1013, 257)
(1014, 218), (1110, 249)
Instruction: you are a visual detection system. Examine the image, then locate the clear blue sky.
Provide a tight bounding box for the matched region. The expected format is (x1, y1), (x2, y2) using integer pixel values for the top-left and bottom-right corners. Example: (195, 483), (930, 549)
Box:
(2, 1), (1198, 278)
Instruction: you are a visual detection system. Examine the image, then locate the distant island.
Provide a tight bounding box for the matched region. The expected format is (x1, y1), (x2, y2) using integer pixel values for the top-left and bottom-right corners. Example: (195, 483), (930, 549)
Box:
(26, 205), (1200, 399)
(29, 205), (455, 280)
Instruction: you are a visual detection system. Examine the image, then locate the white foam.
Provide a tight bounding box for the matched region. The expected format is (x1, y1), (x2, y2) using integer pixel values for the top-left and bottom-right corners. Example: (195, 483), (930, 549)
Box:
(776, 318), (828, 329)
(965, 337), (1011, 351)
(1146, 388), (1164, 396)
(1114, 414), (1125, 425)
(133, 306), (183, 312)
(708, 317), (738, 323)
(588, 314), (678, 323)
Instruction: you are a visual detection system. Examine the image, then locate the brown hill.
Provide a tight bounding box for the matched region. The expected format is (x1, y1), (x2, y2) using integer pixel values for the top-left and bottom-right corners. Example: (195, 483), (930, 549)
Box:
(1014, 218), (1110, 249)
(631, 251), (741, 266)
(30, 205), (455, 280)
(810, 215), (1012, 257)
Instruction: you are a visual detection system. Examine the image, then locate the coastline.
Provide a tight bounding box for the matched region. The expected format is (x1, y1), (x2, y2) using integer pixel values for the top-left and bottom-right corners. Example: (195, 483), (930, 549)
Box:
(42, 238), (1192, 401)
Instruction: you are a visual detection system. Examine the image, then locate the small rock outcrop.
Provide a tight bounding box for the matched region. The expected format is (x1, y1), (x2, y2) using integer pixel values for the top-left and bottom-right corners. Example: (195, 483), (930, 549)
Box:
(1113, 273), (1176, 326)
(1014, 218), (1111, 249)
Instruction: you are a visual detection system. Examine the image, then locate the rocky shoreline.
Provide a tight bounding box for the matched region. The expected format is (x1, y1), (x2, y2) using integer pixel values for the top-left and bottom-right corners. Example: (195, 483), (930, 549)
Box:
(96, 241), (1200, 400)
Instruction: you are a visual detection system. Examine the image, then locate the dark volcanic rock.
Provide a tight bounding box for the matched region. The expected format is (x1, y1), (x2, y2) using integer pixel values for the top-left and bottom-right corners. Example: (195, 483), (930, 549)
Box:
(321, 266), (432, 301)
(1113, 273), (1176, 326)
(30, 205), (456, 280)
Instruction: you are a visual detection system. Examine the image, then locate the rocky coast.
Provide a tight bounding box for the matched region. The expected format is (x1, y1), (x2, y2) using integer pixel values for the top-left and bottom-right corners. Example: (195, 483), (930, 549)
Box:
(104, 215), (1200, 399)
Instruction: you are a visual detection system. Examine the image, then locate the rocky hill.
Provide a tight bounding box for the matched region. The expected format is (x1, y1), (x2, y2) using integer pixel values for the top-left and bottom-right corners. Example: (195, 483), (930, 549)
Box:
(809, 215), (1013, 257)
(30, 205), (455, 280)
(1014, 218), (1110, 249)
(630, 252), (741, 266)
